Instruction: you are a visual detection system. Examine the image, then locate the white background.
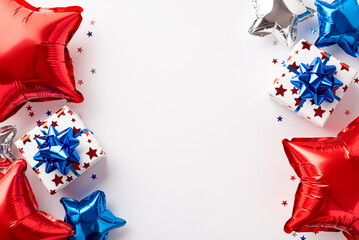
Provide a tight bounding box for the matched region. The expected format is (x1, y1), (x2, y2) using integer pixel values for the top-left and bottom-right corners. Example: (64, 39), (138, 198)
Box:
(5, 0), (359, 239)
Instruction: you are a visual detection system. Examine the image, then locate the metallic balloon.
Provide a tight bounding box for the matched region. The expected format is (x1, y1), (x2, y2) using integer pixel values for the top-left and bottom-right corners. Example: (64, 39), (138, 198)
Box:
(283, 116), (359, 239)
(0, 0), (84, 122)
(0, 159), (75, 239)
(0, 125), (17, 169)
(61, 190), (126, 240)
(315, 0), (359, 57)
(249, 0), (315, 46)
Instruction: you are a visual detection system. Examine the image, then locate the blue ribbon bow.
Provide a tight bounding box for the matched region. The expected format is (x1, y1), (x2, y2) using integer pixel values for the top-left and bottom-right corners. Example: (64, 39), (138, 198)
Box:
(33, 126), (88, 176)
(288, 57), (343, 111)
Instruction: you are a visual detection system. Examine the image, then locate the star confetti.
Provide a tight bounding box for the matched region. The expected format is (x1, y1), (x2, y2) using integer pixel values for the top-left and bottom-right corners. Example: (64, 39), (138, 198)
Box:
(87, 31), (93, 37)
(277, 116), (283, 122)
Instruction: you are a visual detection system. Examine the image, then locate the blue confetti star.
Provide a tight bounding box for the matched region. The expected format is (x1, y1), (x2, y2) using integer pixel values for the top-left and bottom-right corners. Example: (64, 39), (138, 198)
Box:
(277, 116), (283, 122)
(87, 31), (93, 37)
(300, 236), (306, 240)
(61, 191), (126, 240)
(91, 174), (97, 180)
(46, 110), (52, 116)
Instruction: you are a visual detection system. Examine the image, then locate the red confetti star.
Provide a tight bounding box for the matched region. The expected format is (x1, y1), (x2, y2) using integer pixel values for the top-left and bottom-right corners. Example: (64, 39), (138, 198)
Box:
(290, 176), (296, 181)
(314, 106), (325, 118)
(345, 110), (351, 116)
(90, 20), (95, 25)
(77, 80), (83, 86)
(83, 162), (90, 169)
(21, 135), (31, 144)
(340, 63), (350, 71)
(52, 174), (64, 187)
(88, 139), (92, 143)
(77, 47), (83, 53)
(71, 118), (76, 123)
(26, 105), (32, 111)
(86, 147), (98, 160)
(301, 41), (312, 50)
(28, 111), (35, 118)
(354, 78), (359, 84)
(275, 85), (287, 96)
(282, 200), (288, 206)
(291, 87), (299, 95)
(272, 59), (278, 64)
(288, 62), (299, 72)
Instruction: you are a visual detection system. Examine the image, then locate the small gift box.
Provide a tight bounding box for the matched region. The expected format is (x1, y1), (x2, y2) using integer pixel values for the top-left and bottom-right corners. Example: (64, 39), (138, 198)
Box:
(268, 39), (358, 127)
(15, 106), (105, 194)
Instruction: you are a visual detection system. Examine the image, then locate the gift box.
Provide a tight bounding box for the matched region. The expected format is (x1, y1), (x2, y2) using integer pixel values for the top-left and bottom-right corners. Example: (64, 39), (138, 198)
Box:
(268, 39), (358, 127)
(15, 106), (105, 194)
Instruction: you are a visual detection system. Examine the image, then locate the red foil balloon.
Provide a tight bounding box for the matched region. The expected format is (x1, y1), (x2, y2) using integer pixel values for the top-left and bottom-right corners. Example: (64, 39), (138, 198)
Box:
(0, 159), (75, 239)
(0, 0), (84, 122)
(283, 117), (359, 240)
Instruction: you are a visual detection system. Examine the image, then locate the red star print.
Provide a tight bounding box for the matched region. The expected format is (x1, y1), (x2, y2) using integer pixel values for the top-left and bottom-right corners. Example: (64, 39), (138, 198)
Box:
(282, 200), (288, 206)
(290, 176), (296, 181)
(66, 176), (73, 182)
(355, 78), (359, 84)
(56, 108), (66, 117)
(272, 59), (278, 64)
(288, 62), (299, 72)
(329, 108), (334, 115)
(26, 105), (32, 111)
(314, 106), (325, 118)
(301, 41), (312, 50)
(77, 80), (83, 86)
(294, 98), (302, 106)
(68, 109), (74, 115)
(340, 63), (350, 71)
(50, 190), (56, 195)
(275, 85), (287, 96)
(320, 52), (328, 60)
(77, 47), (83, 53)
(83, 162), (90, 169)
(28, 111), (35, 117)
(343, 85), (348, 92)
(73, 127), (82, 136)
(86, 147), (98, 160)
(72, 163), (81, 171)
(21, 135), (31, 144)
(291, 87), (298, 95)
(51, 121), (58, 127)
(36, 120), (42, 126)
(52, 174), (64, 186)
(71, 118), (76, 122)
(345, 110), (351, 116)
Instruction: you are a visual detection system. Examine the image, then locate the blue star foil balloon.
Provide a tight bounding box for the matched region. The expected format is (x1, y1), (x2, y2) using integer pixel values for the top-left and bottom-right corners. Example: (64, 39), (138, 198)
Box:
(315, 0), (359, 57)
(249, 0), (315, 46)
(290, 57), (343, 106)
(34, 126), (81, 176)
(61, 190), (126, 240)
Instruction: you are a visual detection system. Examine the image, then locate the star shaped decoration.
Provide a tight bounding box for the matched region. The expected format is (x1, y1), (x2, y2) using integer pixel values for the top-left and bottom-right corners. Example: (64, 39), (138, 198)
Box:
(86, 147), (98, 160)
(314, 106), (325, 118)
(345, 110), (351, 115)
(290, 175), (296, 181)
(282, 200), (288, 206)
(26, 105), (32, 111)
(354, 78), (359, 83)
(249, 0), (315, 46)
(275, 85), (287, 96)
(0, 159), (75, 239)
(277, 116), (283, 122)
(77, 80), (84, 86)
(91, 174), (97, 180)
(46, 110), (52, 116)
(0, 0), (84, 122)
(283, 118), (359, 239)
(272, 59), (278, 64)
(315, 0), (359, 57)
(90, 20), (95, 25)
(60, 190), (126, 240)
(91, 68), (96, 74)
(77, 47), (83, 53)
(28, 112), (35, 118)
(87, 31), (93, 37)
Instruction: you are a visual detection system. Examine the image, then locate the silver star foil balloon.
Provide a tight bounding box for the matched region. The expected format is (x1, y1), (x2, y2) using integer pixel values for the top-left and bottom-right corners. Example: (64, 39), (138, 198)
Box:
(249, 0), (316, 46)
(0, 125), (16, 169)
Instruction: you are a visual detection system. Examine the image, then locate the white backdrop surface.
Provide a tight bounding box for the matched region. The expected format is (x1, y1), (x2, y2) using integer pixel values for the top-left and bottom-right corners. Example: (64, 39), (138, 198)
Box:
(5, 0), (359, 239)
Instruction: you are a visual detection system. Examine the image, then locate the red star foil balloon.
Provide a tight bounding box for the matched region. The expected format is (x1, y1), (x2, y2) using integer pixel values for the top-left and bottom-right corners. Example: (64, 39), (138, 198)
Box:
(283, 117), (359, 240)
(0, 159), (75, 239)
(0, 0), (84, 122)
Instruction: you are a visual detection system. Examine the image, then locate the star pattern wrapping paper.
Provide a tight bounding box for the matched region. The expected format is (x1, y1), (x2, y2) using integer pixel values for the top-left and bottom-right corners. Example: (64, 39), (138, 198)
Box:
(14, 106), (105, 194)
(268, 39), (358, 127)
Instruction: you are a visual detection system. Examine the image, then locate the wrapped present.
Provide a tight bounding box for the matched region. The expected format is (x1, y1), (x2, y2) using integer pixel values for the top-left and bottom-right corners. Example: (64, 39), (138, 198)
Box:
(268, 39), (358, 127)
(15, 106), (105, 194)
